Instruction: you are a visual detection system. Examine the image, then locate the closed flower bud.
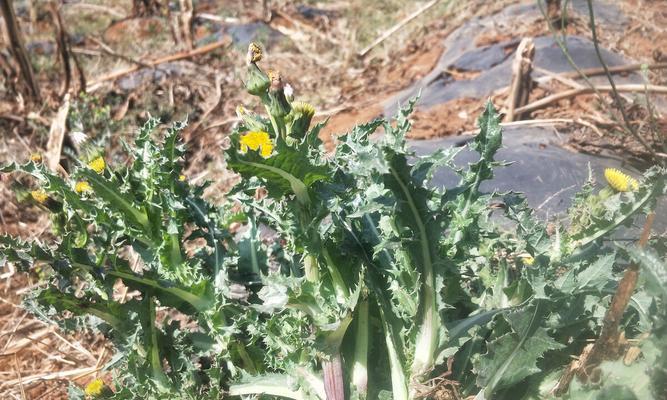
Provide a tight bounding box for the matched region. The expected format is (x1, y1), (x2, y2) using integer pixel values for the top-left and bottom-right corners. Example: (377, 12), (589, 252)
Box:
(245, 63), (270, 96)
(266, 70), (291, 118)
(236, 105), (269, 132)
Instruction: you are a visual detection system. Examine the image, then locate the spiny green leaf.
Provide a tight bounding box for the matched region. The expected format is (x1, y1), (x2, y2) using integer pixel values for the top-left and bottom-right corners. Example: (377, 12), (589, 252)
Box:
(474, 305), (564, 396)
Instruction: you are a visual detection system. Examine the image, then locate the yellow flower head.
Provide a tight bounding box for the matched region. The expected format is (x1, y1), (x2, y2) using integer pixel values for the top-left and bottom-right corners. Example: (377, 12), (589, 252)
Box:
(239, 131), (273, 158)
(246, 42), (262, 64)
(521, 255), (535, 266)
(178, 174), (186, 182)
(31, 190), (48, 204)
(88, 157), (105, 174)
(75, 181), (92, 193)
(84, 378), (105, 397)
(30, 153), (42, 163)
(604, 168), (639, 192)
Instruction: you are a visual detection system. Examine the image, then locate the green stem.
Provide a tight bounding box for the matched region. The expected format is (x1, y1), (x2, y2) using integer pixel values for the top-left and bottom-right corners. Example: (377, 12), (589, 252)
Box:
(585, 0), (656, 160)
(388, 167), (437, 380)
(147, 296), (169, 387)
(235, 341), (257, 374)
(380, 306), (409, 400)
(304, 254), (320, 282)
(168, 232), (182, 268)
(322, 247), (350, 303)
(569, 187), (655, 253)
(351, 300), (369, 398)
(71, 262), (211, 311)
(228, 375), (317, 400)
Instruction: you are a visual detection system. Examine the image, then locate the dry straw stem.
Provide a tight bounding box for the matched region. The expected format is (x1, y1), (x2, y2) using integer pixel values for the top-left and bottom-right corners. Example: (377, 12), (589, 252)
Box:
(86, 38), (231, 92)
(513, 84), (667, 115)
(0, 0), (41, 101)
(357, 0), (441, 57)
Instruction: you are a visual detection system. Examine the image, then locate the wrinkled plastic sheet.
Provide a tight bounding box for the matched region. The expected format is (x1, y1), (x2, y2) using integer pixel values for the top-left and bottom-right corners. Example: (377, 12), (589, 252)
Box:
(408, 126), (665, 234)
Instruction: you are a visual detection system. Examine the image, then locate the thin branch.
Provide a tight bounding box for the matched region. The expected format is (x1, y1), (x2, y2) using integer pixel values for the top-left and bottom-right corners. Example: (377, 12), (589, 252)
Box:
(585, 0), (656, 160)
(86, 38), (231, 92)
(555, 62), (667, 80)
(514, 84), (667, 115)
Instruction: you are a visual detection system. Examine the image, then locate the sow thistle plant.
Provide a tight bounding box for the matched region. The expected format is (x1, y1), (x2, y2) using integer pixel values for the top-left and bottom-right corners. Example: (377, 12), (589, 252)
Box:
(1, 42), (666, 400)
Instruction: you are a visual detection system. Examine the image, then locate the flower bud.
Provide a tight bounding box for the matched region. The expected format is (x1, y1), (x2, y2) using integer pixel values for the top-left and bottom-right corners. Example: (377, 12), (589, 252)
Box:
(236, 105), (269, 132)
(286, 101), (315, 138)
(266, 70), (291, 118)
(245, 63), (270, 96)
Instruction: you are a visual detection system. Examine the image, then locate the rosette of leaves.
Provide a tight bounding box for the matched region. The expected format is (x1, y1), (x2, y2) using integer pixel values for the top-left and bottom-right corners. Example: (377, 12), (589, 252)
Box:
(0, 120), (271, 399)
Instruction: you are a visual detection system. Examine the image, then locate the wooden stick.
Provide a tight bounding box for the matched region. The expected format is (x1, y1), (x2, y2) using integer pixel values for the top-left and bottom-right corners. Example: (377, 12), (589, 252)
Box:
(86, 38), (231, 91)
(552, 212), (656, 395)
(506, 38), (535, 122)
(45, 95), (70, 171)
(358, 0), (440, 57)
(0, 0), (41, 101)
(514, 84), (667, 115)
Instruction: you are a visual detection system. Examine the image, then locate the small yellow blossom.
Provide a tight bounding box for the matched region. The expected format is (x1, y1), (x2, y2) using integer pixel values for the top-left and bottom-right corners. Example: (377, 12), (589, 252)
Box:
(178, 174), (186, 182)
(239, 131), (273, 158)
(84, 378), (105, 397)
(604, 168), (639, 192)
(31, 190), (48, 204)
(521, 255), (535, 266)
(88, 157), (105, 174)
(30, 153), (42, 163)
(75, 181), (92, 193)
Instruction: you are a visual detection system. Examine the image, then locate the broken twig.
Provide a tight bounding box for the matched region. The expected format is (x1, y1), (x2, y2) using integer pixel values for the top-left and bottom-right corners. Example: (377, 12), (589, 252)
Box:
(514, 84), (667, 115)
(506, 38), (535, 122)
(45, 95), (71, 171)
(87, 38), (231, 92)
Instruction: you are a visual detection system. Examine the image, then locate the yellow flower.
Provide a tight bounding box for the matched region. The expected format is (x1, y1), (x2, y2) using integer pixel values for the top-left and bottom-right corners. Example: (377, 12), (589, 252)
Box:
(521, 255), (535, 266)
(178, 174), (186, 182)
(604, 168), (639, 192)
(31, 190), (48, 204)
(88, 157), (105, 174)
(30, 153), (42, 163)
(75, 181), (92, 193)
(84, 378), (105, 397)
(239, 131), (273, 158)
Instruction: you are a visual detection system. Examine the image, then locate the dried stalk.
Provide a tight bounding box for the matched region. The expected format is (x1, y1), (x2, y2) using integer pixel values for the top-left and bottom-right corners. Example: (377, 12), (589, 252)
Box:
(506, 38), (535, 122)
(0, 0), (41, 101)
